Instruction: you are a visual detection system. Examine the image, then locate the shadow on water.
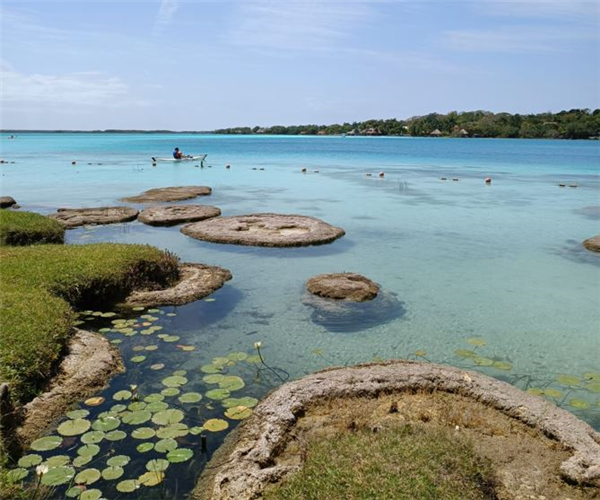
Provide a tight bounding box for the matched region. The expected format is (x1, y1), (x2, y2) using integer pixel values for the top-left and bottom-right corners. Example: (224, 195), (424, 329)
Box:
(573, 205), (600, 221)
(302, 290), (406, 333)
(556, 239), (600, 267)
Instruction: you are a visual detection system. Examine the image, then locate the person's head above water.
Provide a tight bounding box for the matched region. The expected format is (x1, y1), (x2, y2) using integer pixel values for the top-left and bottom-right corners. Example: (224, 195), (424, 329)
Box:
(174, 147), (179, 151)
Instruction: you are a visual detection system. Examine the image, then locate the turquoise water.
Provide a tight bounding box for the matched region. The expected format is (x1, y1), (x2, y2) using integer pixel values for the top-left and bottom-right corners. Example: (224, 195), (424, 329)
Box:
(2, 134), (599, 497)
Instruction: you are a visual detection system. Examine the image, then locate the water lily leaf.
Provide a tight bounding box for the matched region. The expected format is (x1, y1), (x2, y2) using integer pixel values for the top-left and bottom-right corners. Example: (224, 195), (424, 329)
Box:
(190, 426), (203, 436)
(6, 468), (28, 482)
(122, 410), (152, 426)
(146, 458), (169, 472)
(583, 372), (600, 381)
(161, 387), (180, 397)
(137, 442), (154, 453)
(128, 401), (147, 411)
(133, 346), (145, 352)
(467, 338), (487, 347)
(105, 430), (127, 441)
(75, 468), (101, 485)
(205, 298), (216, 302)
(203, 419), (229, 432)
(557, 374), (580, 386)
(162, 375), (188, 388)
(44, 455), (71, 468)
(132, 306), (145, 311)
(162, 335), (179, 342)
(144, 393), (164, 403)
(41, 466), (75, 486)
(145, 345), (158, 351)
(31, 436), (63, 451)
(203, 374), (225, 384)
(218, 376), (245, 392)
(454, 349), (476, 358)
(98, 328), (111, 333)
(415, 350), (427, 357)
(73, 455), (92, 468)
(166, 448), (193, 463)
(107, 455), (131, 467)
(150, 363), (165, 370)
(155, 423), (188, 439)
(173, 369), (187, 376)
(569, 399), (590, 410)
(544, 388), (562, 398)
(180, 345), (196, 351)
(140, 329), (154, 335)
(178, 392), (202, 404)
(206, 389), (230, 400)
(245, 355), (261, 364)
(166, 312), (177, 317)
(492, 361), (513, 371)
(146, 401), (169, 412)
(66, 486), (85, 498)
(80, 489), (102, 500)
(113, 390), (132, 401)
(77, 444), (100, 457)
(58, 418), (91, 436)
(67, 409), (90, 420)
(101, 466), (124, 481)
(223, 397), (259, 409)
(131, 355), (146, 363)
(473, 356), (494, 366)
(152, 409), (184, 426)
(212, 357), (230, 366)
(154, 438), (178, 453)
(148, 308), (160, 313)
(132, 427), (156, 440)
(225, 405), (253, 420)
(110, 403), (127, 413)
(81, 431), (105, 444)
(138, 471), (164, 487)
(18, 454), (42, 468)
(585, 383), (600, 393)
(200, 364), (223, 374)
(526, 388), (544, 396)
(227, 352), (248, 361)
(116, 479), (140, 493)
(92, 416), (120, 432)
(102, 312), (117, 318)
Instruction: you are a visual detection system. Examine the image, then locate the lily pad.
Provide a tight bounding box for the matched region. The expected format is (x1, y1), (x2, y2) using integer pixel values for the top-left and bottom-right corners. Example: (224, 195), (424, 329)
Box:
(152, 409), (184, 425)
(138, 471), (165, 487)
(491, 361), (513, 371)
(92, 416), (120, 432)
(156, 423), (188, 439)
(80, 489), (103, 500)
(526, 388), (544, 396)
(41, 466), (75, 486)
(569, 399), (590, 410)
(203, 418), (229, 432)
(73, 455), (92, 468)
(154, 438), (178, 453)
(173, 369), (187, 376)
(132, 427), (156, 439)
(161, 387), (180, 397)
(557, 374), (581, 386)
(206, 388), (230, 400)
(6, 468), (28, 482)
(113, 390), (133, 401)
(132, 306), (145, 311)
(128, 401), (147, 411)
(144, 393), (165, 403)
(75, 468), (101, 485)
(200, 364), (223, 374)
(145, 345), (158, 351)
(18, 454), (42, 468)
(585, 383), (600, 393)
(178, 392), (202, 404)
(44, 455), (71, 467)
(107, 455), (130, 467)
(30, 436), (63, 451)
(225, 405), (253, 420)
(212, 357), (230, 366)
(77, 444), (101, 457)
(137, 442), (154, 453)
(81, 431), (105, 444)
(146, 458), (169, 472)
(105, 430), (127, 441)
(227, 352), (248, 361)
(101, 466), (124, 481)
(67, 409), (90, 419)
(162, 375), (188, 388)
(218, 376), (245, 391)
(150, 363), (165, 370)
(473, 356), (494, 366)
(454, 349), (476, 358)
(131, 355), (146, 363)
(223, 397), (259, 409)
(162, 335), (179, 342)
(116, 479), (140, 493)
(245, 354), (261, 364)
(203, 374), (225, 384)
(58, 418), (91, 436)
(467, 338), (487, 347)
(167, 448), (193, 463)
(66, 486), (85, 498)
(146, 401), (169, 412)
(544, 388), (562, 398)
(122, 410), (151, 425)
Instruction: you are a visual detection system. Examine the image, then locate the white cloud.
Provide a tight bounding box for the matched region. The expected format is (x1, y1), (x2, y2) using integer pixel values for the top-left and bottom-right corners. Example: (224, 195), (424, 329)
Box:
(153, 0), (179, 35)
(1, 65), (130, 107)
(443, 25), (598, 53)
(228, 1), (374, 52)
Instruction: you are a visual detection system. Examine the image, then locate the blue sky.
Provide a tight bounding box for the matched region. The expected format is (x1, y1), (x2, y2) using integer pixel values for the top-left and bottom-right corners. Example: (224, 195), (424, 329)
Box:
(1, 0), (599, 130)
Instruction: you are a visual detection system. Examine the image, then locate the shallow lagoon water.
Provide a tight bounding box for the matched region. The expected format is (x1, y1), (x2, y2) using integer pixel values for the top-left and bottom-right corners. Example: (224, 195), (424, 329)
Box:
(2, 134), (600, 497)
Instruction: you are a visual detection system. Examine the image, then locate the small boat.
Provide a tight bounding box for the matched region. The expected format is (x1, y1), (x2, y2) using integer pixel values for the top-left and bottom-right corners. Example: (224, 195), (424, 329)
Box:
(151, 154), (207, 163)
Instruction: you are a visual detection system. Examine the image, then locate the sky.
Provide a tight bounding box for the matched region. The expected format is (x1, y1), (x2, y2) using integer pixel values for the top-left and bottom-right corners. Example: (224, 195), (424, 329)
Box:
(1, 0), (599, 130)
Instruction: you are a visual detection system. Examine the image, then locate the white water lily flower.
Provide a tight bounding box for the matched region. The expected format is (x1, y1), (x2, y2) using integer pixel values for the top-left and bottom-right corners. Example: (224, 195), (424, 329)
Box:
(36, 464), (49, 476)
(254, 341), (262, 349)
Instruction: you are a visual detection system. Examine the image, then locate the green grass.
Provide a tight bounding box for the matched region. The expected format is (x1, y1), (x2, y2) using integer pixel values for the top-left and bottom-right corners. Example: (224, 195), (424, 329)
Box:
(265, 424), (497, 500)
(0, 210), (65, 246)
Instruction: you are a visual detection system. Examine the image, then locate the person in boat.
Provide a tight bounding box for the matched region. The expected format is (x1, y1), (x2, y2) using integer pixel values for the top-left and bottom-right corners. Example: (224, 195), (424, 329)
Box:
(173, 147), (183, 159)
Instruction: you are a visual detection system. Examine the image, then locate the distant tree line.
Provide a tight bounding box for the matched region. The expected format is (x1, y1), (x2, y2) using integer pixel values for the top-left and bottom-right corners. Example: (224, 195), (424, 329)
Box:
(214, 109), (600, 139)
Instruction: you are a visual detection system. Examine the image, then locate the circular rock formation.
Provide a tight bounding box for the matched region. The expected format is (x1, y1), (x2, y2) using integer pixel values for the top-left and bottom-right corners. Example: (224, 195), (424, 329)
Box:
(123, 263), (232, 307)
(193, 361), (600, 500)
(49, 207), (139, 228)
(181, 213), (345, 247)
(0, 196), (17, 208)
(138, 204), (221, 227)
(306, 273), (379, 302)
(120, 186), (212, 203)
(583, 235), (600, 253)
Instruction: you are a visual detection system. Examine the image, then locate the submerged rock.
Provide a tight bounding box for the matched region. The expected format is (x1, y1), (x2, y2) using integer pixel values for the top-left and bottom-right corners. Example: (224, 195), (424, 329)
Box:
(181, 213), (345, 247)
(49, 206), (139, 228)
(121, 186), (212, 203)
(138, 204), (221, 226)
(0, 196), (17, 208)
(302, 289), (404, 332)
(306, 272), (379, 302)
(583, 235), (600, 253)
(123, 263), (232, 307)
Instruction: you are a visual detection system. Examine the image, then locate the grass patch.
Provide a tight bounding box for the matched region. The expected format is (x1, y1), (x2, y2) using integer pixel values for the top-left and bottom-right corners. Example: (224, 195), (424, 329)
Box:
(0, 210), (65, 246)
(265, 423), (497, 500)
